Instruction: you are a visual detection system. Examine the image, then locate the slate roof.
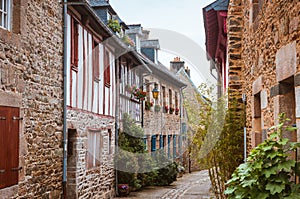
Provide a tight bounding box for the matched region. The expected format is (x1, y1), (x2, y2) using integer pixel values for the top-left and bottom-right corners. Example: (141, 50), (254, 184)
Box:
(203, 0), (229, 11)
(138, 53), (186, 88)
(88, 0), (109, 7)
(141, 40), (160, 49)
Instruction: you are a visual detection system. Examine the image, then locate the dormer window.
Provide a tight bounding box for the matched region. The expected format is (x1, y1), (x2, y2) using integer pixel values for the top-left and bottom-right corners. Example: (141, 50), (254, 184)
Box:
(0, 0), (11, 30)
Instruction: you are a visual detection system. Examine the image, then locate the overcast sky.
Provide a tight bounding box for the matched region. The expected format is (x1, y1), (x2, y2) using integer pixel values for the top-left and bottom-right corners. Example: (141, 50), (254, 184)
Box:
(110, 0), (216, 86)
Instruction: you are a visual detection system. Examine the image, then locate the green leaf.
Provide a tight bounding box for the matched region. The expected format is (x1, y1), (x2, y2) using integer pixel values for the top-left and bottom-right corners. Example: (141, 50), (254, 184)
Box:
(266, 182), (285, 195)
(224, 186), (236, 195)
(278, 159), (296, 171)
(262, 166), (278, 178)
(285, 127), (298, 131)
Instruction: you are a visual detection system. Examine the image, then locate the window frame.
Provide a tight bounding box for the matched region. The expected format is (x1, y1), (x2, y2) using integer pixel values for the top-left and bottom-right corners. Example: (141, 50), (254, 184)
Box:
(0, 0), (11, 30)
(86, 131), (103, 169)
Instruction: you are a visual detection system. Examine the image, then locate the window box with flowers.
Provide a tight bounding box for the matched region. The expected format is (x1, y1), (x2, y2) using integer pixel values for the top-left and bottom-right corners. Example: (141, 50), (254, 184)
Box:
(125, 85), (147, 101)
(145, 101), (153, 110)
(169, 107), (175, 114)
(175, 107), (179, 115)
(117, 184), (130, 196)
(164, 105), (169, 113)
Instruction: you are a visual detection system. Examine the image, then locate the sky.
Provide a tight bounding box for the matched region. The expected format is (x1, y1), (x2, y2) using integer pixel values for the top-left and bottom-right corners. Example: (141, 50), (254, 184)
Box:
(110, 0), (217, 86)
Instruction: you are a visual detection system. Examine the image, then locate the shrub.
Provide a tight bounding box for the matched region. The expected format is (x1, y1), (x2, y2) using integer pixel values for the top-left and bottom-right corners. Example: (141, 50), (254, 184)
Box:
(225, 114), (300, 199)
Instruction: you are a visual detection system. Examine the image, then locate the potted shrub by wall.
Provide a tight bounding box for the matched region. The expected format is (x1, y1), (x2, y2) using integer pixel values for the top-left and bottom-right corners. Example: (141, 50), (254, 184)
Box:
(164, 105), (169, 113)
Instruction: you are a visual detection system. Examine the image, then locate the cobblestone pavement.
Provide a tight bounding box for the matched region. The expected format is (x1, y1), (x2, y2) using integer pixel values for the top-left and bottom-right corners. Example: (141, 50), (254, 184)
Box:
(117, 170), (215, 199)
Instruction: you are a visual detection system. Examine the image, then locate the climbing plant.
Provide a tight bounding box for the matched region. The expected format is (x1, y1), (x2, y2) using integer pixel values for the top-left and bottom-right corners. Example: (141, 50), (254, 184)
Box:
(225, 114), (300, 199)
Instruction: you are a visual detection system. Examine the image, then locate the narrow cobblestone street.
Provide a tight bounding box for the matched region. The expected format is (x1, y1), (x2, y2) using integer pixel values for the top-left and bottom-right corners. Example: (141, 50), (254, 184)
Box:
(118, 170), (214, 199)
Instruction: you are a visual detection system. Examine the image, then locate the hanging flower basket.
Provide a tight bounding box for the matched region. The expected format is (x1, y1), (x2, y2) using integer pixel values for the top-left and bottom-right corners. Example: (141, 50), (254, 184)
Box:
(126, 85), (147, 101)
(164, 105), (169, 113)
(175, 107), (179, 115)
(169, 107), (175, 114)
(154, 105), (161, 112)
(145, 101), (153, 110)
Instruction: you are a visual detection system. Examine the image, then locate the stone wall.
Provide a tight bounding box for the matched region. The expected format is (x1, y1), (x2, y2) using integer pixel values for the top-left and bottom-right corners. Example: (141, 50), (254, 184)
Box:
(66, 109), (115, 199)
(228, 0), (300, 149)
(0, 0), (64, 198)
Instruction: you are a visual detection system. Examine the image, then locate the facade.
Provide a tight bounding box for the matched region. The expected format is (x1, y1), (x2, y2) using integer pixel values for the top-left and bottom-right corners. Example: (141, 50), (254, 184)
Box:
(226, 0), (300, 150)
(0, 0), (64, 198)
(65, 3), (117, 198)
(135, 34), (186, 160)
(66, 1), (150, 198)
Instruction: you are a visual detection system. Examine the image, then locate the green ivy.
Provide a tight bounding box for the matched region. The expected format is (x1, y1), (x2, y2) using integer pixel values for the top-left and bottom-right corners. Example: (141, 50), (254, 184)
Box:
(225, 113), (300, 199)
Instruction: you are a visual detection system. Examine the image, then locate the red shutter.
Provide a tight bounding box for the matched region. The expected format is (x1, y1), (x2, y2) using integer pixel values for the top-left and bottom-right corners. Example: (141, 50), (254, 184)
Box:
(0, 106), (19, 189)
(104, 50), (110, 87)
(93, 40), (100, 80)
(71, 18), (79, 71)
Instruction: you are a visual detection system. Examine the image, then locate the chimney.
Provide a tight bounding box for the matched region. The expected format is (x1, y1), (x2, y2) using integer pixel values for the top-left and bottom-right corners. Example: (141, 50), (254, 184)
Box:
(170, 57), (185, 73)
(185, 66), (191, 77)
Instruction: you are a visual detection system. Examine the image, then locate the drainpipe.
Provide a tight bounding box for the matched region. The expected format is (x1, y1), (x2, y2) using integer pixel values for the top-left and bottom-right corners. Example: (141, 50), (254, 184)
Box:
(62, 0), (68, 198)
(179, 85), (187, 165)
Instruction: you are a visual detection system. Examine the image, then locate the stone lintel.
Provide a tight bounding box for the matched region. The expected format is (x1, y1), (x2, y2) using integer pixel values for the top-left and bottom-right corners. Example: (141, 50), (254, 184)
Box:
(270, 83), (292, 98)
(276, 41), (297, 82)
(252, 75), (263, 95)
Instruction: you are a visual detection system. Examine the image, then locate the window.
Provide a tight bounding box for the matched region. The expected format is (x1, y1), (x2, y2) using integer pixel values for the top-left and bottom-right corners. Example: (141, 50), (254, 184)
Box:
(253, 92), (262, 147)
(108, 129), (112, 154)
(169, 89), (172, 108)
(93, 38), (100, 81)
(0, 106), (20, 189)
(71, 17), (79, 71)
(104, 50), (110, 87)
(86, 131), (102, 169)
(175, 92), (178, 108)
(0, 0), (11, 30)
(162, 86), (166, 106)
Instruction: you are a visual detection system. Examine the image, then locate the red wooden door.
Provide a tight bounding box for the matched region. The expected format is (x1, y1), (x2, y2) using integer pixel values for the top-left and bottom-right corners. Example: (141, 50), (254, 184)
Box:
(0, 106), (19, 189)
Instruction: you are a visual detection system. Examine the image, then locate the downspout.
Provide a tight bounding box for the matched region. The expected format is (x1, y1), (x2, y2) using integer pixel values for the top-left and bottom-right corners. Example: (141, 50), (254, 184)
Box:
(115, 57), (121, 195)
(179, 85), (187, 165)
(62, 0), (68, 198)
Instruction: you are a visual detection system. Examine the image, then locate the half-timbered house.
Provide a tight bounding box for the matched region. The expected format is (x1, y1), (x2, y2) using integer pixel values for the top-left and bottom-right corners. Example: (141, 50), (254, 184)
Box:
(65, 1), (150, 198)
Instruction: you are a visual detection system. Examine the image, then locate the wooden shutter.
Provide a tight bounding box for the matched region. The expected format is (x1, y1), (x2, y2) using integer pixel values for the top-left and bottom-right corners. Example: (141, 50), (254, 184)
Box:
(104, 50), (110, 87)
(93, 40), (100, 81)
(71, 18), (79, 71)
(0, 106), (19, 189)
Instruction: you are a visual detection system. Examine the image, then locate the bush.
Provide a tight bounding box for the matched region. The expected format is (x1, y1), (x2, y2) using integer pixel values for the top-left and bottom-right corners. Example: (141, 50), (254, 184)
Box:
(225, 114), (300, 199)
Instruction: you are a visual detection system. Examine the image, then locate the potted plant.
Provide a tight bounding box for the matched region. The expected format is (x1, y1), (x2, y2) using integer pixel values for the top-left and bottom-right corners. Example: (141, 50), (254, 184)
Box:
(154, 105), (161, 112)
(164, 105), (169, 113)
(169, 107), (175, 114)
(117, 184), (130, 196)
(107, 19), (121, 33)
(145, 101), (153, 110)
(175, 107), (179, 115)
(122, 35), (135, 47)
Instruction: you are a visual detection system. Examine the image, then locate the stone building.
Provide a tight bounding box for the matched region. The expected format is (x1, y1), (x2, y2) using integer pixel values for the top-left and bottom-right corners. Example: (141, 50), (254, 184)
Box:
(133, 33), (186, 160)
(225, 0), (300, 150)
(0, 0), (64, 198)
(203, 0), (229, 97)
